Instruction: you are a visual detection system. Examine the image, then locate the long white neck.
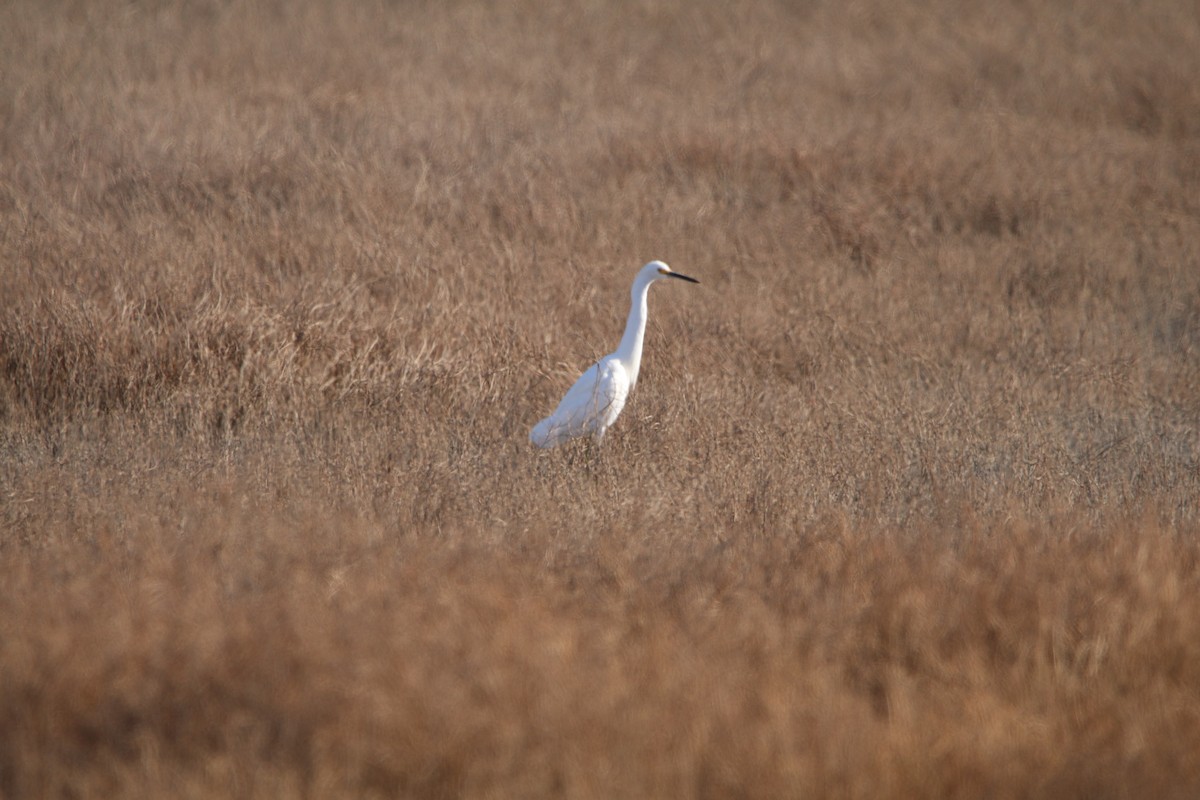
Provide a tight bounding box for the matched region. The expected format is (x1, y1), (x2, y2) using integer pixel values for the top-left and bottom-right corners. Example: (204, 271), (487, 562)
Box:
(613, 274), (653, 388)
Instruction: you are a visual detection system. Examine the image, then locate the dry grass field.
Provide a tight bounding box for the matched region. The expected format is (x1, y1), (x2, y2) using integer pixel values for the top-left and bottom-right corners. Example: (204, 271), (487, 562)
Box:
(3, 0), (1200, 796)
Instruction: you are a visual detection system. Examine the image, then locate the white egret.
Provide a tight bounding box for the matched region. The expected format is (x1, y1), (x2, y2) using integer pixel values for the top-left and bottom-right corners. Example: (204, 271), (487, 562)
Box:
(530, 260), (699, 448)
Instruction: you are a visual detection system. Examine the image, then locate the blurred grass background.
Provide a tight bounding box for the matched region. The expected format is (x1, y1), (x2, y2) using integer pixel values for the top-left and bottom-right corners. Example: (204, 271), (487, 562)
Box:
(2, 0), (1199, 796)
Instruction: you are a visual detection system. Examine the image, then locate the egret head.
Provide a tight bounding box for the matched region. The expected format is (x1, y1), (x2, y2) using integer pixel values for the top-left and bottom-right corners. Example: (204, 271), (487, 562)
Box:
(643, 260), (700, 285)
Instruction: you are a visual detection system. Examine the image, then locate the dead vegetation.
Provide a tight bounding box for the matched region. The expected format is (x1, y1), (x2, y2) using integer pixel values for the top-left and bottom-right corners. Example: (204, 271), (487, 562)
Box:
(2, 0), (1199, 796)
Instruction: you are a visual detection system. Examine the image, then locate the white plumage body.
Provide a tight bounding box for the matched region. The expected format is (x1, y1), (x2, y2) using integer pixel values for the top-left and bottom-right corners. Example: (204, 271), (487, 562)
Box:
(530, 261), (698, 449)
(530, 357), (630, 448)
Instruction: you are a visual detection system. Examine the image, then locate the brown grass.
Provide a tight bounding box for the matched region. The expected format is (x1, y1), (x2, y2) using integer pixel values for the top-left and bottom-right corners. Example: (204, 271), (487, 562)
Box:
(3, 0), (1200, 796)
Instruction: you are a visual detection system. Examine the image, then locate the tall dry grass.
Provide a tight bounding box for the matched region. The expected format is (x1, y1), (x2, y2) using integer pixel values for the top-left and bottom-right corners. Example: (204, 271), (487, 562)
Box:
(2, 0), (1199, 796)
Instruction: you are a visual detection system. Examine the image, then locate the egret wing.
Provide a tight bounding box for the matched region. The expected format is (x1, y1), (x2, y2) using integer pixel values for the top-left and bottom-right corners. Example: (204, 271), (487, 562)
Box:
(531, 357), (629, 447)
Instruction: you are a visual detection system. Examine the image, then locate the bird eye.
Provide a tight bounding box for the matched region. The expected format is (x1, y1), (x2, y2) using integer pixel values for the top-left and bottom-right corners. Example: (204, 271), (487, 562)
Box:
(657, 267), (668, 274)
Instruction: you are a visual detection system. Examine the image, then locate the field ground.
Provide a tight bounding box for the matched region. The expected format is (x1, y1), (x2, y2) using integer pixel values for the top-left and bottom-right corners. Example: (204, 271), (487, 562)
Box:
(2, 0), (1200, 797)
